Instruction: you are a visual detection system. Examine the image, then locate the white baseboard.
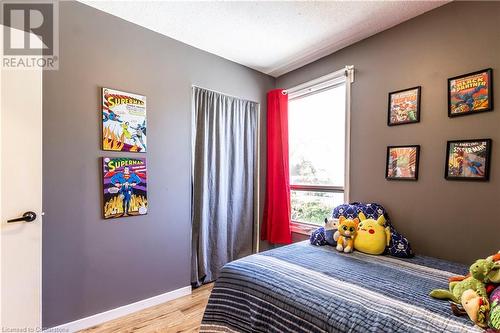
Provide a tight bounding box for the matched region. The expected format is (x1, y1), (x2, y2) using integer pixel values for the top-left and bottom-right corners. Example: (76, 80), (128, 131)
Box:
(44, 285), (192, 332)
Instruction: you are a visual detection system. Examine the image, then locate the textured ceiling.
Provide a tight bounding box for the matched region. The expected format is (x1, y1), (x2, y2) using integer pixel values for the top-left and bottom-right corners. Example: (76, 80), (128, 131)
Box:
(81, 1), (448, 77)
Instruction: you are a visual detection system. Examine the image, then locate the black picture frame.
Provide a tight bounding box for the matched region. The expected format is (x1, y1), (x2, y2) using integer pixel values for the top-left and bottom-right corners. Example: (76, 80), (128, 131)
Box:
(385, 145), (420, 181)
(445, 139), (492, 181)
(387, 86), (421, 126)
(448, 68), (493, 118)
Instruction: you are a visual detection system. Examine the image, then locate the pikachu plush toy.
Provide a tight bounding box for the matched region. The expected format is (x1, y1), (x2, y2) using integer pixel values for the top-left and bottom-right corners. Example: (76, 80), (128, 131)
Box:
(336, 216), (359, 253)
(354, 212), (391, 255)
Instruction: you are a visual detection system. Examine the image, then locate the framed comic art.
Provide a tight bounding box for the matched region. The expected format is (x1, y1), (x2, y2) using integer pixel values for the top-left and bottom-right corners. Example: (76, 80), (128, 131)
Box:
(445, 139), (492, 181)
(388, 86), (421, 126)
(386, 145), (420, 181)
(102, 157), (148, 219)
(102, 87), (147, 152)
(448, 68), (493, 117)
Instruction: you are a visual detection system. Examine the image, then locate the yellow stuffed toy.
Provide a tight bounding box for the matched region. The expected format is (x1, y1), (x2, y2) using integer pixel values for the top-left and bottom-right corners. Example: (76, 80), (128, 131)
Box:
(354, 212), (391, 255)
(336, 216), (359, 253)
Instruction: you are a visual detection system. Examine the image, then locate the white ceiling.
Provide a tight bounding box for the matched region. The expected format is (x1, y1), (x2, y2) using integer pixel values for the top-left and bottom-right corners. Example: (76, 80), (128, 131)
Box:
(81, 1), (448, 77)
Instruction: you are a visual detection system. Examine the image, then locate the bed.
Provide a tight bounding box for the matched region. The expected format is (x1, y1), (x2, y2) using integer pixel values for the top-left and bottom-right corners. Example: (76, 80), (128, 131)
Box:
(200, 241), (481, 333)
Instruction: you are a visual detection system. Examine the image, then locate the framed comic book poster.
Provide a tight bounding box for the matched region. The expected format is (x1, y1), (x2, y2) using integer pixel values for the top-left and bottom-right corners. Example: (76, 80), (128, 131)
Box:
(445, 139), (492, 181)
(448, 68), (493, 117)
(388, 86), (421, 126)
(102, 87), (147, 152)
(386, 145), (420, 181)
(102, 157), (148, 219)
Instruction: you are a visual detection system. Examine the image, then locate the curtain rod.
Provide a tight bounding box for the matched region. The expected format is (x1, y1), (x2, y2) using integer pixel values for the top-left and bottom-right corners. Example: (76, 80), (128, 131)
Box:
(191, 85), (260, 104)
(283, 65), (354, 95)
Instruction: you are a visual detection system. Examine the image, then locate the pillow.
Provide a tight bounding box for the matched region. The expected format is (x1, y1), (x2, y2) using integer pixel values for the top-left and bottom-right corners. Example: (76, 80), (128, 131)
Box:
(388, 226), (413, 258)
(333, 202), (388, 220)
(332, 203), (360, 220)
(310, 227), (327, 246)
(332, 202), (414, 258)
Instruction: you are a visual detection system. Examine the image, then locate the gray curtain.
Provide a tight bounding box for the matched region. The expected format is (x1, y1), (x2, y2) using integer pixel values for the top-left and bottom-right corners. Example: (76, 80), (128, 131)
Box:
(191, 87), (258, 286)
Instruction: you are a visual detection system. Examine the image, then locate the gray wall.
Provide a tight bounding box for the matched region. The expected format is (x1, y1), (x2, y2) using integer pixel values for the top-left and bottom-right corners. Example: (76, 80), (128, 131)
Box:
(42, 2), (274, 327)
(277, 1), (500, 264)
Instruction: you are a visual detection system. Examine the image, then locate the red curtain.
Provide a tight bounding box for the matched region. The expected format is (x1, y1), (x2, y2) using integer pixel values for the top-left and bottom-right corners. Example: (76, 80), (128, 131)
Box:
(261, 89), (292, 244)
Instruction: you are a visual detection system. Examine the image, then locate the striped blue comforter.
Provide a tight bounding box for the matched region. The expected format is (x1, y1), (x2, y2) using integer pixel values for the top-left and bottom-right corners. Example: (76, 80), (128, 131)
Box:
(201, 241), (482, 333)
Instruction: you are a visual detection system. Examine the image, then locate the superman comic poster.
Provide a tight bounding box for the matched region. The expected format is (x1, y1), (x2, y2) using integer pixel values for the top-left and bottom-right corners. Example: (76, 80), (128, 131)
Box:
(102, 157), (148, 219)
(448, 69), (493, 117)
(102, 88), (147, 152)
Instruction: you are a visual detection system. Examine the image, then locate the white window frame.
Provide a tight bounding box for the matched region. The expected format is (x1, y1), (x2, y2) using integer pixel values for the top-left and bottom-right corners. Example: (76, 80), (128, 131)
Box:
(286, 66), (354, 234)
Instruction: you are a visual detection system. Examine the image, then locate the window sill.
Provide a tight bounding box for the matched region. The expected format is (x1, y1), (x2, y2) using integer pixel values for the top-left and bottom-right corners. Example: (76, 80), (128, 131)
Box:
(290, 222), (320, 236)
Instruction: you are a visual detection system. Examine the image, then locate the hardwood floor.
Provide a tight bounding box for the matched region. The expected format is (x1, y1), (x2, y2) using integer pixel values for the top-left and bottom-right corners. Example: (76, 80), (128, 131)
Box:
(79, 283), (214, 333)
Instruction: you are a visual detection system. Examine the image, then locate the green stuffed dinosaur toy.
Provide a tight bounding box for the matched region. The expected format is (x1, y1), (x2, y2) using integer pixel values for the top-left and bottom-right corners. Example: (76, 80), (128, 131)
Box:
(430, 252), (500, 329)
(430, 254), (499, 303)
(470, 254), (500, 284)
(430, 275), (487, 303)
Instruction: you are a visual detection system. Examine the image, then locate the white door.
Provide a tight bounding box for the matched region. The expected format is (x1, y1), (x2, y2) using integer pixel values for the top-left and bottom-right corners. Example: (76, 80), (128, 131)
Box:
(0, 47), (43, 329)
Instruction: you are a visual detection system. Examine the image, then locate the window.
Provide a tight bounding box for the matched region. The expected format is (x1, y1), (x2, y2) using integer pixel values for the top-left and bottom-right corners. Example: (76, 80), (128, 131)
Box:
(289, 83), (347, 227)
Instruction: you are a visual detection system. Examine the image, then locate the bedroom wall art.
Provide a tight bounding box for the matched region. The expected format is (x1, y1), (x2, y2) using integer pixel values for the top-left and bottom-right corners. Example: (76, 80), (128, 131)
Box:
(387, 86), (421, 126)
(445, 139), (492, 181)
(386, 145), (420, 181)
(102, 87), (147, 152)
(102, 157), (148, 219)
(448, 68), (493, 117)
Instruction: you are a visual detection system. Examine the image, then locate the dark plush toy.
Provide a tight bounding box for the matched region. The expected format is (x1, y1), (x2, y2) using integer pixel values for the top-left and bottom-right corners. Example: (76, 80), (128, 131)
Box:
(324, 217), (338, 246)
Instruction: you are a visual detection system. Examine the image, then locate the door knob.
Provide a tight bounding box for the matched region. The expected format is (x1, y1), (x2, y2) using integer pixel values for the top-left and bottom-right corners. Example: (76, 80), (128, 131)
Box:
(7, 211), (37, 223)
